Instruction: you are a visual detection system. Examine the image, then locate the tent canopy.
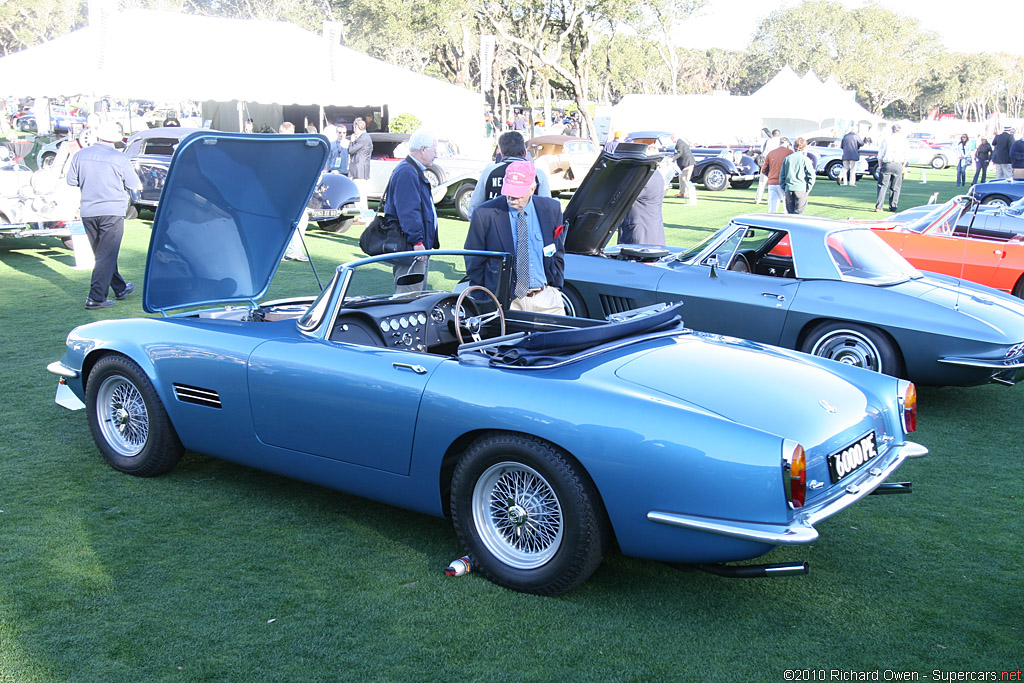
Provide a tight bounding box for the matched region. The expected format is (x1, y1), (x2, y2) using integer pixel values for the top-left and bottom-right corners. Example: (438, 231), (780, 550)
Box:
(608, 67), (880, 145)
(0, 10), (484, 143)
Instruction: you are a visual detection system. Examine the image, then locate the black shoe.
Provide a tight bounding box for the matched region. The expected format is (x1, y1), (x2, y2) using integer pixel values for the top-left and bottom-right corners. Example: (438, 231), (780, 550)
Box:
(115, 282), (135, 300)
(85, 299), (114, 310)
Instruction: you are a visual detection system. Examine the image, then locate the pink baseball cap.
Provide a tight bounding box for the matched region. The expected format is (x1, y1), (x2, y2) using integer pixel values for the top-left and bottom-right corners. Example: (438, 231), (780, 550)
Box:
(501, 160), (536, 198)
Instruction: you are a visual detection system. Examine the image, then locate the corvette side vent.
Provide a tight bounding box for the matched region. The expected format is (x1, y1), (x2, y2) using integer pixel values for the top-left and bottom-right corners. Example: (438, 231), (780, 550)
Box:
(173, 383), (222, 409)
(599, 294), (638, 316)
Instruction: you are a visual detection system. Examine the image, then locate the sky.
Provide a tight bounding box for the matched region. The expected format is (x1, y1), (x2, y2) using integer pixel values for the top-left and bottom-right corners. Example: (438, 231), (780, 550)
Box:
(674, 0), (1024, 57)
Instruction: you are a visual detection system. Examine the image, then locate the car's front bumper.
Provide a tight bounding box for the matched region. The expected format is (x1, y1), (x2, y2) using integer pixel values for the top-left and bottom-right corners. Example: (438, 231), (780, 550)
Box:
(647, 440), (927, 546)
(730, 173), (758, 182)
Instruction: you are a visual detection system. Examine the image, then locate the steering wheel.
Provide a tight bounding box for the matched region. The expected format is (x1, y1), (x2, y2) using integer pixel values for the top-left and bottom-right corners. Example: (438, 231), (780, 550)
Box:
(455, 286), (506, 344)
(729, 253), (751, 273)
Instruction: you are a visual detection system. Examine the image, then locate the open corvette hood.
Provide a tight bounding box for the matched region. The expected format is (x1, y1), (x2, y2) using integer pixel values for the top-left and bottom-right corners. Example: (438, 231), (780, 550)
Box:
(143, 131), (329, 314)
(563, 144), (660, 256)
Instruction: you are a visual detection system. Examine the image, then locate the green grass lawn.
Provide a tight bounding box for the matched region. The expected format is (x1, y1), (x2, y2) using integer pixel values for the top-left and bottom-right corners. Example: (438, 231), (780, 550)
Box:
(1, 168), (1019, 681)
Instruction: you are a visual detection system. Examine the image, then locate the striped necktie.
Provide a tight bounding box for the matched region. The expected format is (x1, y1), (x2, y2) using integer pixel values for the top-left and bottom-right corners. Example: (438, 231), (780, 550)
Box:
(515, 209), (530, 299)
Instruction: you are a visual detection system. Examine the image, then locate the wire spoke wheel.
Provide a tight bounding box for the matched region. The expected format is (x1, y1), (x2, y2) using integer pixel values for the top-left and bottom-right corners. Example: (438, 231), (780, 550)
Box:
(473, 462), (563, 569)
(95, 375), (150, 457)
(86, 355), (183, 477)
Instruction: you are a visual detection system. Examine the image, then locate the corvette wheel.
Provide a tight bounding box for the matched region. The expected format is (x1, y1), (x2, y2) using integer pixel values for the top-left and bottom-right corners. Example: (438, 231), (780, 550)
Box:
(560, 286), (588, 318)
(802, 322), (902, 376)
(1013, 276), (1024, 299)
(86, 355), (183, 477)
(981, 195), (1010, 207)
(702, 166), (728, 192)
(451, 433), (607, 596)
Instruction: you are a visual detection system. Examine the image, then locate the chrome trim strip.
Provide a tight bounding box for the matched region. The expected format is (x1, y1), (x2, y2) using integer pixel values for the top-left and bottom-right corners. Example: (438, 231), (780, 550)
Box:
(937, 356), (1024, 369)
(648, 441), (927, 546)
(46, 361), (79, 379)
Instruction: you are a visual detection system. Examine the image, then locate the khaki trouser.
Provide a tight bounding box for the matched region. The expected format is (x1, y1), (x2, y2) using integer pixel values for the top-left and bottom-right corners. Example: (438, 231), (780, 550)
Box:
(510, 286), (565, 315)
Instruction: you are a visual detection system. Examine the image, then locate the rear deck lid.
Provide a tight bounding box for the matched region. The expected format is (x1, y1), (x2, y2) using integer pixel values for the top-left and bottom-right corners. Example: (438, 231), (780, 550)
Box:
(143, 131), (328, 313)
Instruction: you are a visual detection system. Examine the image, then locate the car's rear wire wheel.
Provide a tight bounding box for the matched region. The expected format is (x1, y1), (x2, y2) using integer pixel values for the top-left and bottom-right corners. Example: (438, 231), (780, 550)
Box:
(451, 433), (608, 596)
(86, 355), (183, 477)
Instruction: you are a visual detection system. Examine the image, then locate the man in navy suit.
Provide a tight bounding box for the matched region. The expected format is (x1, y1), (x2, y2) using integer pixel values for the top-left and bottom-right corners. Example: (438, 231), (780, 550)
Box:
(464, 161), (566, 315)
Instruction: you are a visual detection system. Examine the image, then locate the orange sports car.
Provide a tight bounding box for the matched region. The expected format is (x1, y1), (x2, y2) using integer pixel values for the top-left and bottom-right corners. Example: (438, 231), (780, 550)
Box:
(864, 196), (1024, 298)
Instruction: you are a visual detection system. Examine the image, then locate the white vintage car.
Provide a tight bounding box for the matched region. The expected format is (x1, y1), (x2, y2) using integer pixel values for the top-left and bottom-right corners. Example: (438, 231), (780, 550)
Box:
(364, 133), (489, 221)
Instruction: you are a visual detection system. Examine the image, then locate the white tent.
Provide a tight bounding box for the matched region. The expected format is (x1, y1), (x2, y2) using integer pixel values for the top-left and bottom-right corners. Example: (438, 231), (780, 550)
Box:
(0, 9), (484, 144)
(609, 93), (763, 145)
(749, 67), (879, 138)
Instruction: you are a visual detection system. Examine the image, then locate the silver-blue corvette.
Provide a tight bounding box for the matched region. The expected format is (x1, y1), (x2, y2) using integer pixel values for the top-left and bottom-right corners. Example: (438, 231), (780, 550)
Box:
(561, 149), (1024, 387)
(49, 131), (924, 595)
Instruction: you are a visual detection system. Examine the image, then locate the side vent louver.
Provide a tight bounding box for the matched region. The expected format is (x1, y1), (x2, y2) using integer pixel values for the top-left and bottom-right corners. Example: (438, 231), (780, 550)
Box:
(173, 383), (222, 409)
(599, 294), (638, 316)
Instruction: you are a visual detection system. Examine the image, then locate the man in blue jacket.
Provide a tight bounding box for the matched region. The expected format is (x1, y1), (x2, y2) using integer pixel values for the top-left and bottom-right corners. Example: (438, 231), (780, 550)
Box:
(382, 130), (440, 291)
(465, 161), (565, 315)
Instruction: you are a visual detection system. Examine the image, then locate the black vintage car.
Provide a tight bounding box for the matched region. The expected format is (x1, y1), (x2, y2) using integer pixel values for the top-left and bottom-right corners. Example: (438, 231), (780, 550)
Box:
(625, 131), (759, 191)
(124, 127), (360, 231)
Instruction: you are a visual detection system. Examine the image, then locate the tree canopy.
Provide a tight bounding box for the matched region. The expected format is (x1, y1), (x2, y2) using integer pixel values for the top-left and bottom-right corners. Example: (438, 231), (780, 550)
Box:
(3, 0), (1023, 127)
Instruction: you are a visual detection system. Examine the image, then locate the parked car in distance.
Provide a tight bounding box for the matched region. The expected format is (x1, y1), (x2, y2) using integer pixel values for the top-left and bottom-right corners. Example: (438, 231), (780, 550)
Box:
(364, 132), (485, 221)
(125, 127), (359, 230)
(0, 149), (81, 248)
(865, 195), (1024, 298)
(47, 130), (926, 596)
(624, 131), (759, 191)
(559, 148), (1024, 387)
(13, 106), (87, 135)
(969, 179), (1024, 207)
(526, 134), (601, 195)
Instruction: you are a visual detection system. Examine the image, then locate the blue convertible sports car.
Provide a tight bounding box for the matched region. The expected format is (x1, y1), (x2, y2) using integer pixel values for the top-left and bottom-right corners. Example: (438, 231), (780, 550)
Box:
(48, 131), (925, 595)
(560, 149), (1024, 388)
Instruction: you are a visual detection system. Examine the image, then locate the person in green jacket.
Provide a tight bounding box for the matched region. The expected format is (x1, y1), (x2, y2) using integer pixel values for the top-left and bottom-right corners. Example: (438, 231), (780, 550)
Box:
(779, 137), (815, 214)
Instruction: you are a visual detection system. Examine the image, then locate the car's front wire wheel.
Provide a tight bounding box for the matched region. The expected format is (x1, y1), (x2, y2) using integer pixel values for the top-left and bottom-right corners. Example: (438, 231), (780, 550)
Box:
(451, 433), (607, 595)
(86, 355), (183, 477)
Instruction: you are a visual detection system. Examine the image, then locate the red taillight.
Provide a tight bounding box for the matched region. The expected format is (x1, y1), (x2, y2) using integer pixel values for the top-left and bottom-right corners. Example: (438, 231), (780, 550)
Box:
(902, 382), (917, 433)
(783, 441), (806, 509)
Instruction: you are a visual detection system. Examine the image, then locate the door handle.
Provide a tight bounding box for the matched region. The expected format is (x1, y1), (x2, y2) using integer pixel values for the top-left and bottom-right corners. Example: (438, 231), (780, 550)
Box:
(761, 292), (785, 301)
(393, 362), (427, 375)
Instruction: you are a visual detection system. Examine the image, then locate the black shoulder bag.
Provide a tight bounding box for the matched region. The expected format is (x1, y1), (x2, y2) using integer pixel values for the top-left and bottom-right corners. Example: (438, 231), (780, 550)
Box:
(358, 166), (411, 256)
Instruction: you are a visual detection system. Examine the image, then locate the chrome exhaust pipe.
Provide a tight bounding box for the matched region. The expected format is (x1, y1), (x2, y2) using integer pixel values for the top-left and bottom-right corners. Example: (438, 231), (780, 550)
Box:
(871, 482), (912, 495)
(670, 561), (810, 578)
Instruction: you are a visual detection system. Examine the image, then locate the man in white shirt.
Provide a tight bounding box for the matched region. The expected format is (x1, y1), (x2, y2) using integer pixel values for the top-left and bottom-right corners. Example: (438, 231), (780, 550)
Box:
(875, 124), (909, 212)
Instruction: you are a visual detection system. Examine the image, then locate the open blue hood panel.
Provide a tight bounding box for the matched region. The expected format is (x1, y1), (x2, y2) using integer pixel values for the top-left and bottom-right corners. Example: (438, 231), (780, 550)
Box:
(143, 131), (329, 314)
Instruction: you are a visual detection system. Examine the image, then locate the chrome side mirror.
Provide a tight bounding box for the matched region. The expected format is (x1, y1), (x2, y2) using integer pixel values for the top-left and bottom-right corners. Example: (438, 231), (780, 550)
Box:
(706, 254), (719, 278)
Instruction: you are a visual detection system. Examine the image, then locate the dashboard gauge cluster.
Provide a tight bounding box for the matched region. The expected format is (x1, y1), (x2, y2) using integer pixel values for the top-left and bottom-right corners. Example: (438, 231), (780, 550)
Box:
(379, 312), (429, 350)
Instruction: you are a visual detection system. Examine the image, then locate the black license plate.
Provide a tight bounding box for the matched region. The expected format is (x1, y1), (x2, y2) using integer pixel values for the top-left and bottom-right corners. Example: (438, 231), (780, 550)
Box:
(828, 431), (878, 483)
